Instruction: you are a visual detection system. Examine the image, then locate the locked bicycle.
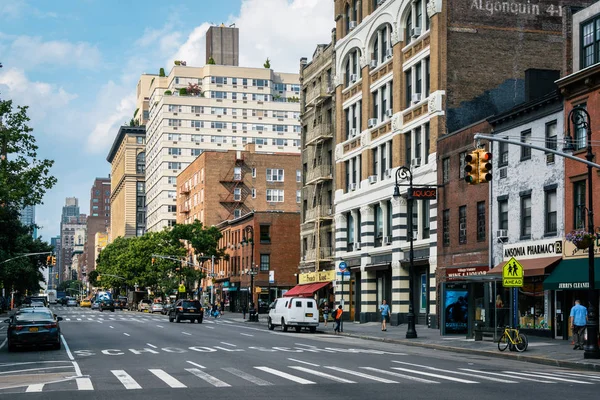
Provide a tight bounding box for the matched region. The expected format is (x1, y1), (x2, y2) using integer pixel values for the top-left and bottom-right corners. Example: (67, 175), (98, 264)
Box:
(498, 326), (528, 352)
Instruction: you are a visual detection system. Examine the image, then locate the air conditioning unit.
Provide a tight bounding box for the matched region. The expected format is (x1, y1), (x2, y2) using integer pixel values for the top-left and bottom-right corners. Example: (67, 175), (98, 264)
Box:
(499, 166), (507, 179)
(411, 158), (421, 168)
(350, 183), (358, 191)
(350, 74), (358, 83)
(546, 153), (555, 164)
(386, 48), (393, 59)
(386, 109), (393, 118)
(412, 27), (422, 38)
(368, 118), (378, 128)
(384, 236), (392, 245)
(411, 93), (422, 103)
(354, 243), (361, 251)
(497, 229), (508, 239)
(349, 21), (357, 30)
(349, 128), (357, 138)
(370, 60), (378, 69)
(368, 175), (378, 184)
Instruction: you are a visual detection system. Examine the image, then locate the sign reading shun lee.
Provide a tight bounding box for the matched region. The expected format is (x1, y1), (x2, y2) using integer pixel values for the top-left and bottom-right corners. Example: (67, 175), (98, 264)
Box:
(409, 188), (437, 200)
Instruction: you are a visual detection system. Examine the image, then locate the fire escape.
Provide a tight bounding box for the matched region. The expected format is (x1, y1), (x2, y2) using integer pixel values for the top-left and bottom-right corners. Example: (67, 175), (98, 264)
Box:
(219, 151), (251, 219)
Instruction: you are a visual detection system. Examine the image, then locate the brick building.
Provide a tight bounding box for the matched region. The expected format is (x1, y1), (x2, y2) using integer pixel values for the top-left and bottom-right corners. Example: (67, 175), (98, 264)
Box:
(176, 146), (301, 227)
(214, 211), (300, 311)
(84, 177), (111, 277)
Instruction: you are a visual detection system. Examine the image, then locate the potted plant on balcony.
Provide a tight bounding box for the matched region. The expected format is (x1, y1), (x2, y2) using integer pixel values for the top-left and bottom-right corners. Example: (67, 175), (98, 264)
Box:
(566, 229), (596, 250)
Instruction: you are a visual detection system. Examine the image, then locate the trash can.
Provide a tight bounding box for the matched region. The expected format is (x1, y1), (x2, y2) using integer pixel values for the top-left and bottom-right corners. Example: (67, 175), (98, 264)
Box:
(474, 320), (484, 341)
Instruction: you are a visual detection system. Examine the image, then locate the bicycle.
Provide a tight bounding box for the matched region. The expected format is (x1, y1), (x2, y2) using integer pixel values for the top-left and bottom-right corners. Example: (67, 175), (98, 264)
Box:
(498, 326), (528, 352)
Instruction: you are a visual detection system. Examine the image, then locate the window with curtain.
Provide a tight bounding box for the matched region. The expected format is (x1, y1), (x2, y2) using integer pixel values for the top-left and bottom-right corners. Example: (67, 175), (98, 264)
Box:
(260, 254), (270, 271)
(573, 105), (588, 150)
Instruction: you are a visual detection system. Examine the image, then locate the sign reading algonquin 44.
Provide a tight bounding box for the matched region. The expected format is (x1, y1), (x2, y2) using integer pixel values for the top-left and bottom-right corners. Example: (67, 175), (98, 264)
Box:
(502, 257), (524, 287)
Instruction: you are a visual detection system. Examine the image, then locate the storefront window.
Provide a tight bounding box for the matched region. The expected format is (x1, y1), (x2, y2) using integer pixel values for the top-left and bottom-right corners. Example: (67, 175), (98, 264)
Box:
(518, 278), (550, 330)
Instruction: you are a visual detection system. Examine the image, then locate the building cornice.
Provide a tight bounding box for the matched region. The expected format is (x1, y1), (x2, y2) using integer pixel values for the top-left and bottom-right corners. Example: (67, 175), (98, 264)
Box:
(106, 126), (146, 163)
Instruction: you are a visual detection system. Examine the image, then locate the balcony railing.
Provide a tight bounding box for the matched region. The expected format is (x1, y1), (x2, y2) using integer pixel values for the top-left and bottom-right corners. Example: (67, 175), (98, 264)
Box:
(305, 123), (333, 145)
(305, 164), (333, 185)
(304, 207), (333, 222)
(305, 85), (333, 108)
(304, 247), (333, 262)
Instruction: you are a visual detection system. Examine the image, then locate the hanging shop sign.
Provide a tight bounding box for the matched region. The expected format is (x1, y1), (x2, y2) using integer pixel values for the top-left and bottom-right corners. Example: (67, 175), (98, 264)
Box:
(408, 188), (437, 200)
(502, 238), (562, 261)
(446, 266), (488, 281)
(299, 270), (335, 285)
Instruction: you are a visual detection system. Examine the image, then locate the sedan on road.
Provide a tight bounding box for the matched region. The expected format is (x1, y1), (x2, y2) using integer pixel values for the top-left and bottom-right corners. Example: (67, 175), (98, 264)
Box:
(91, 300), (100, 310)
(168, 299), (203, 323)
(161, 303), (173, 315)
(138, 299), (152, 312)
(80, 298), (92, 307)
(4, 307), (63, 351)
(150, 303), (164, 314)
(115, 296), (127, 310)
(66, 298), (78, 307)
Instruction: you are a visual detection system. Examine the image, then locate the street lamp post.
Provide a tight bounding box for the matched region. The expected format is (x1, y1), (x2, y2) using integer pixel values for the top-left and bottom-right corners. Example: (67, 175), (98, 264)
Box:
(393, 166), (418, 339)
(564, 106), (600, 359)
(241, 225), (255, 308)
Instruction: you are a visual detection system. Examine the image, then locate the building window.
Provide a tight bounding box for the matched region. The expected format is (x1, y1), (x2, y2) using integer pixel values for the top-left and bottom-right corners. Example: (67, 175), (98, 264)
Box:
(405, 69), (412, 107)
(545, 189), (557, 235)
(168, 147), (181, 156)
(136, 152), (145, 174)
(136, 136), (145, 144)
(574, 104), (588, 150)
(442, 157), (450, 184)
(234, 209), (241, 219)
(167, 205), (176, 213)
(252, 188), (256, 198)
(520, 195), (532, 239)
(498, 139), (508, 166)
(581, 17), (600, 68)
(346, 212), (354, 251)
(167, 220), (176, 227)
(422, 199), (430, 239)
(260, 225), (271, 243)
(296, 170), (301, 182)
(574, 180), (586, 229)
(374, 204), (383, 247)
(260, 254), (270, 271)
(442, 209), (450, 246)
(233, 188), (242, 201)
(545, 120), (557, 154)
(520, 129), (531, 160)
(296, 190), (301, 203)
(252, 168), (257, 178)
(266, 168), (284, 182)
(458, 151), (466, 179)
(266, 189), (284, 202)
(458, 206), (467, 244)
(477, 201), (486, 242)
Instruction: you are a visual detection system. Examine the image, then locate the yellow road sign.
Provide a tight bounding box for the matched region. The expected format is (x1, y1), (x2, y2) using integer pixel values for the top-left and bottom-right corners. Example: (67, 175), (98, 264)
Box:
(178, 284), (186, 293)
(502, 257), (524, 287)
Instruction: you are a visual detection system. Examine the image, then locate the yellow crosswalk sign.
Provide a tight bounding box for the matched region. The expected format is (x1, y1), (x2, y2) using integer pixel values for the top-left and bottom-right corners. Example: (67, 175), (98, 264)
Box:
(502, 257), (524, 287)
(178, 284), (186, 293)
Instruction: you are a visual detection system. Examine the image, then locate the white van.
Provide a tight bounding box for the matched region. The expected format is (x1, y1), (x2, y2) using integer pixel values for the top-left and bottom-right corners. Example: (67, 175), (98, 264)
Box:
(268, 297), (319, 333)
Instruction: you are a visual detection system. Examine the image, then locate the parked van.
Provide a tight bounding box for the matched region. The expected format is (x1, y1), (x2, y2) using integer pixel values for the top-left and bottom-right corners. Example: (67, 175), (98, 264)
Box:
(268, 297), (318, 333)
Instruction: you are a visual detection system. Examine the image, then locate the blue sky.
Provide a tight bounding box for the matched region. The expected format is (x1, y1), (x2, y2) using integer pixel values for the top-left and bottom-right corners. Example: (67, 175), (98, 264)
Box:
(0, 0), (333, 240)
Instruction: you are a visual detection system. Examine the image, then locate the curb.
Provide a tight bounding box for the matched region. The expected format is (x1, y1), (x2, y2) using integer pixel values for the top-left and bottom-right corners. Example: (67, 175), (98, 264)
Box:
(323, 331), (600, 372)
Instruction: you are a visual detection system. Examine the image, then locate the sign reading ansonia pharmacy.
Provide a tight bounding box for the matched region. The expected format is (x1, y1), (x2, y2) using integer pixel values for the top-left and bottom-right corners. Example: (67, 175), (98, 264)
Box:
(503, 238), (562, 261)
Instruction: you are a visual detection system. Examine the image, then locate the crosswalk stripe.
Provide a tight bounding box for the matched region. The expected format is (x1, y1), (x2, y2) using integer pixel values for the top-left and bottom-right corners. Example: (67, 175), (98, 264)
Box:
(459, 369), (555, 383)
(25, 384), (44, 392)
(289, 366), (356, 383)
(361, 367), (438, 383)
(149, 369), (187, 388)
(547, 371), (600, 381)
(255, 366), (316, 384)
(391, 361), (517, 383)
(111, 370), (142, 389)
(222, 367), (273, 386)
(186, 368), (230, 387)
(391, 367), (478, 384)
(324, 366), (397, 383)
(76, 377), (94, 391)
(505, 371), (593, 384)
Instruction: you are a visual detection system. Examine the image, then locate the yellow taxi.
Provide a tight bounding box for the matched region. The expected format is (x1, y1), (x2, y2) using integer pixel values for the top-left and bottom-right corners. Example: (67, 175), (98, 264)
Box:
(80, 298), (92, 308)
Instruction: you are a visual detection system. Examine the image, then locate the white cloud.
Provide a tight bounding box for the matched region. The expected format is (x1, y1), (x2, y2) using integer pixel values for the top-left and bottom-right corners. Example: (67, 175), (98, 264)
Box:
(0, 1), (58, 19)
(168, 23), (211, 68)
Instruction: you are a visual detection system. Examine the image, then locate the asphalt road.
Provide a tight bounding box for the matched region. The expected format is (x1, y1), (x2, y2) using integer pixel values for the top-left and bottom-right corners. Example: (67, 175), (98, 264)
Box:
(1, 305), (600, 400)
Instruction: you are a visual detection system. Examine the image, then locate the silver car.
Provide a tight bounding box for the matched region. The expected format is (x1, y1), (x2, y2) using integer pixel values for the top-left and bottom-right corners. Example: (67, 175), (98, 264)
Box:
(91, 300), (100, 310)
(66, 298), (78, 307)
(150, 303), (164, 314)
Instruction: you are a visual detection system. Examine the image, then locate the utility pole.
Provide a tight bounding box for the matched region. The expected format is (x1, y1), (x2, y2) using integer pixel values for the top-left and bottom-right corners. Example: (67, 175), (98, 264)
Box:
(211, 254), (215, 305)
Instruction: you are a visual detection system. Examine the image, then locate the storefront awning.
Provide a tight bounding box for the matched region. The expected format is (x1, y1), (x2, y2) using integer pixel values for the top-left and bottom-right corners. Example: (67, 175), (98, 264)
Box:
(283, 281), (330, 297)
(543, 259), (600, 290)
(490, 256), (562, 277)
(223, 286), (238, 292)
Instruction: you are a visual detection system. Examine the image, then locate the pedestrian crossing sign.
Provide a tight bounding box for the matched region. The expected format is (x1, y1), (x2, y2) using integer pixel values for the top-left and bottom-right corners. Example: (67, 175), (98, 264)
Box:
(178, 284), (186, 293)
(502, 257), (524, 287)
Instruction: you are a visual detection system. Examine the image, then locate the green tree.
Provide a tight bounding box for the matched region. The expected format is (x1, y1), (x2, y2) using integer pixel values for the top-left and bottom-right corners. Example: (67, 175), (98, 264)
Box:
(159, 67), (166, 77)
(263, 58), (271, 69)
(0, 100), (57, 209)
(207, 57), (216, 65)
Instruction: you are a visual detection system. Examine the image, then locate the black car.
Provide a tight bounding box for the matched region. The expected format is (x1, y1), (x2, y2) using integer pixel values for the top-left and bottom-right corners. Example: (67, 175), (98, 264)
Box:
(4, 307), (63, 351)
(168, 299), (203, 323)
(161, 303), (173, 315)
(115, 296), (127, 310)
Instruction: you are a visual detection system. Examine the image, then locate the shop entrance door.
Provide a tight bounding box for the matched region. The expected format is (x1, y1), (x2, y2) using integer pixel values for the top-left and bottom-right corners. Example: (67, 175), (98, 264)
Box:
(555, 290), (563, 339)
(349, 279), (355, 321)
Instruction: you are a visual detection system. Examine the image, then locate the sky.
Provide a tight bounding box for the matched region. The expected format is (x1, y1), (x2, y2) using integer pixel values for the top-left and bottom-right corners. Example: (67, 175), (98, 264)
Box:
(0, 0), (334, 240)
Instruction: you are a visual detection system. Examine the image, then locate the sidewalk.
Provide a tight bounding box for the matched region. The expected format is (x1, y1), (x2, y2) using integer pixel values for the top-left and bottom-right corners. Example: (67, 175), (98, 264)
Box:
(220, 312), (600, 372)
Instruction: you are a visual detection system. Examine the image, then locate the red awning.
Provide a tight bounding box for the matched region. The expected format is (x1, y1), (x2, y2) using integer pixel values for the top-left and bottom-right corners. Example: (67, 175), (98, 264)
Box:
(283, 281), (330, 297)
(490, 256), (562, 277)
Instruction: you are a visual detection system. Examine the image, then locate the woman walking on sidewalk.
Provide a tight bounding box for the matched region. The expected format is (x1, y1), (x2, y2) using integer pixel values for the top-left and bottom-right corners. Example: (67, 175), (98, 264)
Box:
(379, 300), (390, 331)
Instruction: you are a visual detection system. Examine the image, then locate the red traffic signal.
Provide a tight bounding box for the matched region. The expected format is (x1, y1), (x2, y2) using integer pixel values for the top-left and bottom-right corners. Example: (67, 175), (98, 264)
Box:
(478, 150), (492, 183)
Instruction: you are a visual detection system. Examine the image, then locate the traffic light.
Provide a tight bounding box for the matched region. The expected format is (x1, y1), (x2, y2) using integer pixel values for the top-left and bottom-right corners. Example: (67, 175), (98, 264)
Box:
(46, 255), (52, 265)
(52, 256), (56, 265)
(152, 257), (156, 265)
(477, 149), (492, 183)
(97, 275), (101, 281)
(464, 150), (479, 184)
(55, 274), (59, 279)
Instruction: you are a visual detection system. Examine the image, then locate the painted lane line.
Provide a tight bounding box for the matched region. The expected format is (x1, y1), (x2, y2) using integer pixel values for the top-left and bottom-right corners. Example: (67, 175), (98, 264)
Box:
(123, 333), (131, 336)
(0, 361), (71, 367)
(0, 339), (6, 350)
(186, 361), (206, 369)
(182, 332), (192, 336)
(109, 326), (114, 329)
(186, 368), (231, 387)
(503, 371), (593, 384)
(0, 326), (4, 330)
(0, 366), (73, 375)
(459, 369), (555, 383)
(205, 326), (215, 329)
(287, 358), (320, 367)
(222, 367), (273, 386)
(146, 343), (158, 349)
(391, 367), (478, 384)
(66, 318), (71, 321)
(77, 318), (82, 321)
(289, 366), (356, 383)
(76, 377), (94, 391)
(87, 318), (94, 321)
(324, 366), (398, 384)
(112, 370), (142, 390)
(150, 369), (187, 388)
(391, 360), (517, 383)
(240, 333), (254, 337)
(546, 371), (600, 381)
(220, 342), (236, 347)
(295, 343), (336, 353)
(361, 367), (439, 384)
(156, 325), (164, 328)
(61, 335), (75, 361)
(255, 366), (315, 384)
(25, 384), (44, 392)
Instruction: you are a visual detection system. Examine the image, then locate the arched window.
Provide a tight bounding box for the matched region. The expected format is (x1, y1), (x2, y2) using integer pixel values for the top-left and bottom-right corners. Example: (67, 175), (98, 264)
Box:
(405, 10), (413, 45)
(344, 48), (361, 88)
(345, 4), (352, 34)
(136, 152), (145, 174)
(371, 24), (391, 65)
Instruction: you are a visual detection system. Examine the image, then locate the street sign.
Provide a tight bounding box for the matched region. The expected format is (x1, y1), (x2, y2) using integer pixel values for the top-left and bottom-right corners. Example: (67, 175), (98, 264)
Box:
(502, 257), (524, 287)
(408, 187), (437, 200)
(269, 270), (274, 284)
(178, 284), (186, 293)
(339, 261), (347, 272)
(248, 271), (258, 275)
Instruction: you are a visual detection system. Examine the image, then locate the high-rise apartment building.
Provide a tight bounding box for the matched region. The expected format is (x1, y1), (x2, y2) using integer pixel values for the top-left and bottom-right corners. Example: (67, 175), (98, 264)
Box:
(107, 126), (146, 240)
(59, 197), (86, 282)
(18, 205), (36, 239)
(299, 42), (336, 276)
(206, 25), (239, 66)
(143, 65), (301, 232)
(61, 197), (79, 223)
(85, 177), (111, 275)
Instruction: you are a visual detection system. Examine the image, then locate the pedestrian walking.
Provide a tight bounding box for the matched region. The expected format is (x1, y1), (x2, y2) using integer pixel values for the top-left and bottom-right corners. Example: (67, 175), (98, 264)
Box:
(333, 305), (343, 334)
(322, 303), (330, 327)
(242, 304), (248, 319)
(496, 295), (504, 327)
(570, 299), (588, 350)
(379, 299), (390, 331)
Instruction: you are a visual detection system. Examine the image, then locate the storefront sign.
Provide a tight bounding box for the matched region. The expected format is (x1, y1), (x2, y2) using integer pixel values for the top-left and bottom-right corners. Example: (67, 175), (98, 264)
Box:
(502, 257), (523, 287)
(409, 188), (437, 200)
(563, 237), (600, 259)
(446, 266), (488, 281)
(502, 238), (562, 261)
(299, 270), (335, 285)
(557, 282), (590, 289)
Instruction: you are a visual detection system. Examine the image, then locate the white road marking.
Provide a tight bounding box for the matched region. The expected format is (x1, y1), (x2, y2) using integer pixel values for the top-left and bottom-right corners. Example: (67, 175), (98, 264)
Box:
(220, 342), (236, 347)
(150, 369), (187, 388)
(0, 366), (72, 375)
(76, 377), (94, 391)
(222, 367), (273, 386)
(547, 371), (600, 381)
(392, 361), (517, 383)
(25, 384), (44, 392)
(186, 361), (205, 369)
(77, 318), (82, 321)
(157, 325), (164, 328)
(182, 332), (192, 336)
(325, 366), (398, 383)
(460, 369), (555, 383)
(87, 318), (94, 321)
(0, 361), (71, 367)
(0, 339), (6, 350)
(61, 335), (75, 361)
(146, 343), (158, 348)
(123, 333), (131, 336)
(112, 370), (142, 389)
(109, 326), (114, 329)
(205, 326), (215, 329)
(255, 366), (315, 384)
(290, 366), (356, 383)
(362, 367), (439, 384)
(287, 358), (320, 367)
(391, 367), (478, 384)
(186, 368), (230, 387)
(66, 318), (71, 321)
(240, 333), (254, 337)
(504, 371), (593, 384)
